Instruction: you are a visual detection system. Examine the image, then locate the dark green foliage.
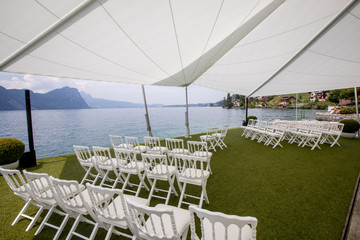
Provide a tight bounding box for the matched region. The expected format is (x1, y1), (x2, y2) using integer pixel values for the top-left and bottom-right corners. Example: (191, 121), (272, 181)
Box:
(247, 116), (257, 121)
(0, 138), (25, 165)
(328, 88), (360, 103)
(339, 107), (355, 114)
(340, 119), (360, 133)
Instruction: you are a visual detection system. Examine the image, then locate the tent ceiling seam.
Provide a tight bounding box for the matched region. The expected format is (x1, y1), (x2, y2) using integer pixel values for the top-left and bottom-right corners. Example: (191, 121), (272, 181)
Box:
(97, 0), (184, 85)
(247, 0), (357, 97)
(214, 50), (296, 66)
(234, 13), (336, 49)
(286, 70), (360, 78)
(35, 0), (61, 18)
(194, 0), (262, 78)
(0, 31), (26, 44)
(188, 0), (225, 82)
(168, 0), (187, 85)
(23, 54), (154, 82)
(307, 50), (360, 64)
(348, 11), (360, 20)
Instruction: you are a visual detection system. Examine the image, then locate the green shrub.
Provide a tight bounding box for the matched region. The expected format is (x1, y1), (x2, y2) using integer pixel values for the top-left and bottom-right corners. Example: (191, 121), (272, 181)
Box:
(0, 138), (25, 165)
(339, 107), (355, 114)
(247, 116), (257, 121)
(339, 119), (360, 133)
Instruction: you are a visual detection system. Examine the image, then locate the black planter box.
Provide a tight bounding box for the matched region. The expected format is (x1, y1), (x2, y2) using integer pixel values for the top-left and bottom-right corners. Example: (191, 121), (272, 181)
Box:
(19, 151), (37, 168)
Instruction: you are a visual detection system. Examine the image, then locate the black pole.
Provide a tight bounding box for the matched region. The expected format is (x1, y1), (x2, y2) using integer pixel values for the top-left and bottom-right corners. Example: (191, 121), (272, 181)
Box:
(245, 97), (249, 125)
(20, 90), (37, 167)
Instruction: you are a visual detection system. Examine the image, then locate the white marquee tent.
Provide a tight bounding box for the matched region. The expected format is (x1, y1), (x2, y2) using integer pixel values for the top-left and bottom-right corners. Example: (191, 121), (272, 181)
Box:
(1, 0), (359, 97)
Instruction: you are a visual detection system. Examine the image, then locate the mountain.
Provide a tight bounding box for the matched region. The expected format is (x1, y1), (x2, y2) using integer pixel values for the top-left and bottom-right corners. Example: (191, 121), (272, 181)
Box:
(80, 92), (143, 108)
(0, 86), (90, 110)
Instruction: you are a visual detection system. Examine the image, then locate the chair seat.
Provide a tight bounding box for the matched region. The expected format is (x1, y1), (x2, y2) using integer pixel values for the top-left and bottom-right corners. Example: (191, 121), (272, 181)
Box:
(178, 169), (210, 185)
(98, 194), (150, 228)
(134, 145), (148, 153)
(120, 161), (145, 173)
(113, 143), (130, 149)
(142, 204), (190, 238)
(192, 151), (212, 158)
(200, 135), (216, 141)
(203, 218), (252, 240)
(97, 158), (119, 170)
(147, 165), (176, 180)
(171, 149), (190, 154)
(149, 146), (168, 154)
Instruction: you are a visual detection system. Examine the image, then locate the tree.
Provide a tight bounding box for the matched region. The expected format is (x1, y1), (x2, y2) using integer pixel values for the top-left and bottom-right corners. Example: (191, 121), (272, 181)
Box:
(226, 93), (233, 108)
(235, 94), (240, 99)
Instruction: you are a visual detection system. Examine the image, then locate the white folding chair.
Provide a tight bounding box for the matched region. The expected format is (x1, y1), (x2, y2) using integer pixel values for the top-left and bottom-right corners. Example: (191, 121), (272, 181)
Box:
(86, 183), (150, 240)
(73, 145), (100, 185)
(23, 171), (70, 240)
(109, 135), (128, 149)
(92, 146), (124, 188)
(200, 128), (218, 151)
(144, 136), (168, 155)
(263, 129), (285, 149)
(125, 136), (148, 154)
(0, 168), (44, 231)
(126, 198), (190, 240)
(50, 177), (99, 240)
(321, 122), (344, 147)
(301, 129), (322, 150)
(189, 205), (258, 240)
(114, 148), (149, 196)
(142, 153), (178, 205)
(165, 138), (189, 155)
(241, 119), (255, 137)
(187, 141), (213, 174)
(213, 125), (229, 149)
(174, 154), (210, 208)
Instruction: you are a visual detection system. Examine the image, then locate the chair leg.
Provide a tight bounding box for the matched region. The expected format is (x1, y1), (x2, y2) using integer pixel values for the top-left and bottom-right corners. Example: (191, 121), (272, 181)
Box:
(147, 179), (157, 203)
(80, 167), (92, 185)
(66, 214), (82, 240)
(35, 205), (55, 235)
(25, 206), (44, 232)
(54, 213), (70, 240)
(177, 183), (187, 208)
(104, 224), (114, 240)
(12, 199), (32, 225)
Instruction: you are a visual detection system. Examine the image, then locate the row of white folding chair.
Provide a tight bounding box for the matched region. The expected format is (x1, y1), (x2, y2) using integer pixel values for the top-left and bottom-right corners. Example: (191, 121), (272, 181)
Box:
(200, 125), (229, 152)
(1, 167), (257, 240)
(110, 135), (168, 155)
(75, 144), (211, 207)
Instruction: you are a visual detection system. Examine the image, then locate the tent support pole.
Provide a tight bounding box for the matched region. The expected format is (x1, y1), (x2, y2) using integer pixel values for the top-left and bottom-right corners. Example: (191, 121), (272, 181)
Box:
(355, 87), (359, 139)
(185, 86), (190, 138)
(19, 90), (37, 168)
(296, 93), (298, 121)
(142, 85), (153, 137)
(245, 97), (249, 125)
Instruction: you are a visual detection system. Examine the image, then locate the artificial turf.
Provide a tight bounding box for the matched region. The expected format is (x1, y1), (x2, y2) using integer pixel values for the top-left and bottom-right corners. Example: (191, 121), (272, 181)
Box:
(0, 128), (359, 239)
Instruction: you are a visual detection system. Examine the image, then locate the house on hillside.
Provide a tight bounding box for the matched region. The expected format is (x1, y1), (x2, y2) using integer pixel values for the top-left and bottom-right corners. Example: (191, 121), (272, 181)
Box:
(232, 99), (241, 107)
(310, 91), (329, 102)
(280, 96), (296, 103)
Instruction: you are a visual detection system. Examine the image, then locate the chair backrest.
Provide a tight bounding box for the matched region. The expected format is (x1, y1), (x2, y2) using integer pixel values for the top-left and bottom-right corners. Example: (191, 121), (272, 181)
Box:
(220, 125), (229, 136)
(142, 153), (170, 176)
(73, 145), (94, 165)
(23, 170), (56, 205)
(50, 177), (87, 212)
(86, 183), (128, 225)
(207, 127), (218, 136)
(125, 136), (140, 149)
(144, 136), (164, 154)
(174, 154), (207, 180)
(126, 198), (179, 240)
(165, 138), (185, 153)
(93, 146), (114, 168)
(189, 205), (258, 240)
(187, 141), (209, 157)
(337, 122), (345, 132)
(0, 168), (27, 196)
(109, 135), (126, 149)
(114, 148), (138, 170)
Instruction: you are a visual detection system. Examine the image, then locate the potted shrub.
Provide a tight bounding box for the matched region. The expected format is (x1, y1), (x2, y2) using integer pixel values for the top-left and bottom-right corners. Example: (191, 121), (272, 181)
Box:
(339, 107), (355, 115)
(243, 116), (257, 126)
(339, 119), (360, 138)
(0, 138), (25, 169)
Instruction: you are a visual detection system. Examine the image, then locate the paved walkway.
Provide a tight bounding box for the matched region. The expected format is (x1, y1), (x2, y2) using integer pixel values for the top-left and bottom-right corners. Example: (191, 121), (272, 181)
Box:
(346, 181), (360, 239)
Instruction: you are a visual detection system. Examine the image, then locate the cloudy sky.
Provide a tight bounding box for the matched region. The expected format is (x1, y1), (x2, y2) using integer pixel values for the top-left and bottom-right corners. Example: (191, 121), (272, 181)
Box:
(0, 72), (227, 105)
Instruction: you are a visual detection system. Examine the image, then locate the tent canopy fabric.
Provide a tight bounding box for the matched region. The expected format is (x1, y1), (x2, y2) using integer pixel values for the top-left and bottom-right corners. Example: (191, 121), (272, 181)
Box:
(0, 0), (359, 97)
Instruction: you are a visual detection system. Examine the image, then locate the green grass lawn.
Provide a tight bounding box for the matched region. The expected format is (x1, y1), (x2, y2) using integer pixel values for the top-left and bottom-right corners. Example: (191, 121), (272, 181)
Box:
(1, 128), (359, 239)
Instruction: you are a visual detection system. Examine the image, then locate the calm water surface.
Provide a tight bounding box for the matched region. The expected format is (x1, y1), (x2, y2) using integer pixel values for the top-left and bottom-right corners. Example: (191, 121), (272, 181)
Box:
(0, 107), (324, 159)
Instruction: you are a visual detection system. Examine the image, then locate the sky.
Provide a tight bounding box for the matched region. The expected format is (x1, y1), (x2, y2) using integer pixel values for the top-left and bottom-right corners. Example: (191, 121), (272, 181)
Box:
(0, 72), (228, 105)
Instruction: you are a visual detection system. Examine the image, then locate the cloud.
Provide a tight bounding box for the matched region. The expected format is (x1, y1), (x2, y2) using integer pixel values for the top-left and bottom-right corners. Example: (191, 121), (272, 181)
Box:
(0, 72), (227, 104)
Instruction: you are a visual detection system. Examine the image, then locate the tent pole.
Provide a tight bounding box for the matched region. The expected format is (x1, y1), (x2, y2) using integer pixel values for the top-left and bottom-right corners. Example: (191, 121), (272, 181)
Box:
(245, 97), (249, 125)
(185, 86), (190, 138)
(355, 87), (359, 122)
(141, 85), (153, 137)
(296, 93), (298, 121)
(19, 90), (37, 168)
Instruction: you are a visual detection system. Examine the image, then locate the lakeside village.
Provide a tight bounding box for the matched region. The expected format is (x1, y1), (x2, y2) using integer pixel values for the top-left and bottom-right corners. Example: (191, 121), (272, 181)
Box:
(221, 88), (360, 115)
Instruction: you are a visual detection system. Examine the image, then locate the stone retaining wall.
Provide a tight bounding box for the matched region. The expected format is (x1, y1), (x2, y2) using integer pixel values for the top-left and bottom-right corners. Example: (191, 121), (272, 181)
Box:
(316, 112), (360, 122)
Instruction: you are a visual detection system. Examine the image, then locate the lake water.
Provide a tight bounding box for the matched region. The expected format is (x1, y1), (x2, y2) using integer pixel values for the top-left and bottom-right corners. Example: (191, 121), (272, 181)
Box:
(0, 107), (324, 159)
